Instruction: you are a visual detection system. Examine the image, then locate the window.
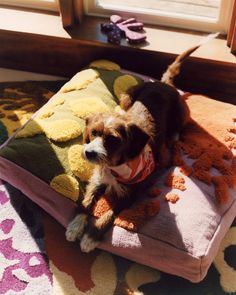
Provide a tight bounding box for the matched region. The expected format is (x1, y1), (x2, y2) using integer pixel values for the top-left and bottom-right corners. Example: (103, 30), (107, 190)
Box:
(85, 0), (234, 33)
(0, 0), (58, 11)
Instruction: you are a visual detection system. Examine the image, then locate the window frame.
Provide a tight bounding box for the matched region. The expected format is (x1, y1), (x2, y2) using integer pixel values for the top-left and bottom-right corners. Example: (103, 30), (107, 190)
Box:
(0, 0), (59, 11)
(84, 0), (234, 33)
(227, 0), (236, 53)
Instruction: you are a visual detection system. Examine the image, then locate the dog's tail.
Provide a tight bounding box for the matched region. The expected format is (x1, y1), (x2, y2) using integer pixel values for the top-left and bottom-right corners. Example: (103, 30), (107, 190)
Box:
(161, 32), (219, 87)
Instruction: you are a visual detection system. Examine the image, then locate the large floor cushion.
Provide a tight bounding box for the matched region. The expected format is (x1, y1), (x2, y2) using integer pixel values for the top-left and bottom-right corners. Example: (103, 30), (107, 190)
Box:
(0, 60), (235, 283)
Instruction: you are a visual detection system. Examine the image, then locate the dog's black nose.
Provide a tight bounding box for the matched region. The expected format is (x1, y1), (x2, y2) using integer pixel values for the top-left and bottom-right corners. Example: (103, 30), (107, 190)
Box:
(85, 150), (97, 160)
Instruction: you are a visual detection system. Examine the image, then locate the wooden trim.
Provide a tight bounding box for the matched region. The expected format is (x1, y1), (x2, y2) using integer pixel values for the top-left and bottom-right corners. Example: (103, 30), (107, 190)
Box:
(0, 29), (235, 104)
(74, 0), (84, 23)
(58, 0), (75, 28)
(231, 30), (236, 53)
(58, 0), (84, 27)
(227, 0), (236, 45)
(227, 0), (236, 53)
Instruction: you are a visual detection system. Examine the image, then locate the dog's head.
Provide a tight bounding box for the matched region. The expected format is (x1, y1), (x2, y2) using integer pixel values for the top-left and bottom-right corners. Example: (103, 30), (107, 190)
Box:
(83, 113), (149, 166)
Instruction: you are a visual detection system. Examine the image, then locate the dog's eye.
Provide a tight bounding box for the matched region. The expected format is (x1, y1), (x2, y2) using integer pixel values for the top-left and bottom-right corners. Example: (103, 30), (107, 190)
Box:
(117, 125), (127, 139)
(91, 129), (97, 137)
(105, 135), (120, 147)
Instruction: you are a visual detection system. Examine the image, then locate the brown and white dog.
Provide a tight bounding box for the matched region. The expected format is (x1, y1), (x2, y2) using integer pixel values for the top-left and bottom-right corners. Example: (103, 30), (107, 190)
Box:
(66, 34), (218, 253)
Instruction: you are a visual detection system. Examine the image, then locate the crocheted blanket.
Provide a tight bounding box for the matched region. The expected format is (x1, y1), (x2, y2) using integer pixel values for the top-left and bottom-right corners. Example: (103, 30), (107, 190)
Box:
(171, 93), (236, 204)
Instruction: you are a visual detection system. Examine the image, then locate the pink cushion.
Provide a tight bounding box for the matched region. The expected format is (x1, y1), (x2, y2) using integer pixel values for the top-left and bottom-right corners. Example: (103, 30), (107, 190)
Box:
(0, 67), (235, 283)
(0, 156), (235, 282)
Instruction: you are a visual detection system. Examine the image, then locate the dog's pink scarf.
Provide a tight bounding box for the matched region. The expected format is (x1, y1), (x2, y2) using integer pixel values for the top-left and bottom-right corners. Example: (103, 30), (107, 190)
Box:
(109, 144), (155, 184)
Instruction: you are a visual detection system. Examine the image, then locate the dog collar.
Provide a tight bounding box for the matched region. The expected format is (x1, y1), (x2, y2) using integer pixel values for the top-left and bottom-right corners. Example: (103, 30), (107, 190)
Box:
(108, 144), (155, 184)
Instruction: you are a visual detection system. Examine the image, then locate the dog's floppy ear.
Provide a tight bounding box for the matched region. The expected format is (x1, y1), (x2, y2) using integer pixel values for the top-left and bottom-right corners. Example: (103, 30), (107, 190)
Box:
(126, 124), (149, 159)
(85, 117), (91, 126)
(84, 117), (92, 144)
(83, 128), (90, 144)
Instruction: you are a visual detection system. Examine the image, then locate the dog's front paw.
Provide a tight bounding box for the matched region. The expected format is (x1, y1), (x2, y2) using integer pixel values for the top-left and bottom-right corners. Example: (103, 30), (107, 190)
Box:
(82, 197), (92, 210)
(80, 233), (99, 253)
(66, 214), (88, 242)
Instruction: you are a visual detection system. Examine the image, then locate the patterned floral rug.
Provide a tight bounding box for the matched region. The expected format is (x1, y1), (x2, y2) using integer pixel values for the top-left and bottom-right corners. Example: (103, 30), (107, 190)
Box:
(0, 81), (235, 295)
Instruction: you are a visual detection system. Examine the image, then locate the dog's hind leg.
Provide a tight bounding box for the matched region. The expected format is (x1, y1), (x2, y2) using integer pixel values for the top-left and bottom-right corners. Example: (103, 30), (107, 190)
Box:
(119, 93), (133, 111)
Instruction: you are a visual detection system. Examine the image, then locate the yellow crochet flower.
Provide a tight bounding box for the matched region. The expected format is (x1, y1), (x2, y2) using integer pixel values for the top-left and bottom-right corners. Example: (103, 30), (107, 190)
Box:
(44, 119), (82, 142)
(113, 75), (138, 100)
(89, 60), (121, 71)
(68, 144), (94, 182)
(69, 97), (110, 119)
(60, 69), (99, 93)
(38, 109), (54, 119)
(50, 174), (80, 201)
(52, 96), (65, 106)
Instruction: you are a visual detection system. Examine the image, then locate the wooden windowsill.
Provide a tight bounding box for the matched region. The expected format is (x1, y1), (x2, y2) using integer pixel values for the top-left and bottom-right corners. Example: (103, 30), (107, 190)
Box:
(69, 16), (236, 65)
(0, 6), (235, 103)
(0, 7), (235, 64)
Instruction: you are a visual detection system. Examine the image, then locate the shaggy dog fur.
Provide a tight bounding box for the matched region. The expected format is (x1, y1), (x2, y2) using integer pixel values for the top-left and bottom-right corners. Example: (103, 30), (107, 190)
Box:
(66, 37), (215, 253)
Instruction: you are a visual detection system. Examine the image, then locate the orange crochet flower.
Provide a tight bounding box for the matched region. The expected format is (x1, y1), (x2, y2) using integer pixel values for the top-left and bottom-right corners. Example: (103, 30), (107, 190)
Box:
(165, 172), (186, 191)
(179, 165), (193, 177)
(165, 193), (180, 204)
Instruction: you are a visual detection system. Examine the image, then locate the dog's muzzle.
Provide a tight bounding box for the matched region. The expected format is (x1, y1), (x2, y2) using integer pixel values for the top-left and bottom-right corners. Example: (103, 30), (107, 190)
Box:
(85, 150), (98, 161)
(83, 137), (107, 163)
